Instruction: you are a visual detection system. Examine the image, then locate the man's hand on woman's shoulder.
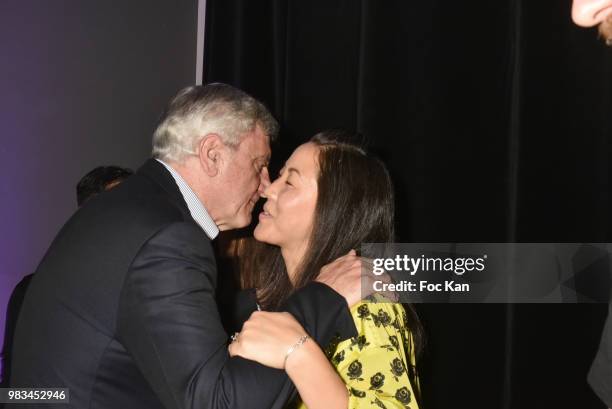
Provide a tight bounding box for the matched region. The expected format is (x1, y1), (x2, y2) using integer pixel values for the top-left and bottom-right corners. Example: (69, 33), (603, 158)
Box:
(315, 250), (397, 307)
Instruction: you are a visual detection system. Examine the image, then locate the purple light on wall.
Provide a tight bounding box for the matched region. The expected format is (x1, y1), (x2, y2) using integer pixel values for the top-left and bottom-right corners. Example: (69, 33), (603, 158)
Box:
(0, 0), (196, 380)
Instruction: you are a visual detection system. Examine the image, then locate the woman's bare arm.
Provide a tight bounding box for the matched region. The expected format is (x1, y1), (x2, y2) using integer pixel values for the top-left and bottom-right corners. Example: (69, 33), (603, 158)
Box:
(228, 311), (348, 409)
(285, 337), (348, 409)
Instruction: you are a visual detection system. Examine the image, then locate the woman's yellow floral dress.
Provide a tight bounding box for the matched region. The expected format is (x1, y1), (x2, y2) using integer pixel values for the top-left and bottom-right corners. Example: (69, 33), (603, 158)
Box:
(295, 294), (420, 409)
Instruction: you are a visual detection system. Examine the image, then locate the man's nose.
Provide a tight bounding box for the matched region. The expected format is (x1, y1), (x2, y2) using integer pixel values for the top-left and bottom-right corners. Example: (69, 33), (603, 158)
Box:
(572, 0), (612, 27)
(258, 167), (271, 196)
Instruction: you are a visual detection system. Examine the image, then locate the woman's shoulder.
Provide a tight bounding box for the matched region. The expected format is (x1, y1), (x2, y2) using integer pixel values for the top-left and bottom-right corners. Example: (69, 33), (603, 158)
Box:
(322, 295), (414, 363)
(324, 296), (420, 409)
(350, 294), (408, 331)
(332, 295), (411, 356)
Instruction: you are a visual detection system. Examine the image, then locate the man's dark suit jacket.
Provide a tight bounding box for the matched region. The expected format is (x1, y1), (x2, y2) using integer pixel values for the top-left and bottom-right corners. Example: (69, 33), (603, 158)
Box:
(10, 159), (356, 409)
(1, 273), (33, 387)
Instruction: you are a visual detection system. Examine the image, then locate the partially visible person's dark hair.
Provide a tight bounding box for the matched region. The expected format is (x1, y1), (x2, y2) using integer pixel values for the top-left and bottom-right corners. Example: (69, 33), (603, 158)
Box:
(240, 130), (424, 396)
(76, 166), (133, 206)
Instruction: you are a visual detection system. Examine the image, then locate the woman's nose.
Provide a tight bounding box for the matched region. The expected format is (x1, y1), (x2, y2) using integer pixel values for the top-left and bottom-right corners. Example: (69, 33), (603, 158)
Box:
(261, 175), (281, 200)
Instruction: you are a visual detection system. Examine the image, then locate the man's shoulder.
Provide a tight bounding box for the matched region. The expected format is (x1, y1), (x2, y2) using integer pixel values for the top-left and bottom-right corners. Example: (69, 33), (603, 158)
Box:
(83, 170), (188, 229)
(45, 170), (195, 268)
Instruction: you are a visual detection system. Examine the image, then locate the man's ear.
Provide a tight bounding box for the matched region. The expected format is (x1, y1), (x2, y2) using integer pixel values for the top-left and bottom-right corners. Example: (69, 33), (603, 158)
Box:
(197, 133), (224, 177)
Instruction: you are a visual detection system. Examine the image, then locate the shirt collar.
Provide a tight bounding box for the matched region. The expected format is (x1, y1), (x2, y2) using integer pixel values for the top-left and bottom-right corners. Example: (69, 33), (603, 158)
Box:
(156, 159), (219, 240)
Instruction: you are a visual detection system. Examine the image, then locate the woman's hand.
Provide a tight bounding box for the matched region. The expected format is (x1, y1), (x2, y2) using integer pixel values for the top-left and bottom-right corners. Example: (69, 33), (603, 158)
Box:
(229, 311), (349, 409)
(228, 311), (307, 369)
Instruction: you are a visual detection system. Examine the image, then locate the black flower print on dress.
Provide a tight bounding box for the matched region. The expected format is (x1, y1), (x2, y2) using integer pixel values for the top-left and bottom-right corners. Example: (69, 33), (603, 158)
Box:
(380, 334), (400, 352)
(372, 397), (388, 408)
(369, 372), (385, 392)
(389, 335), (400, 350)
(372, 308), (392, 327)
(347, 359), (364, 381)
(332, 350), (345, 365)
(400, 329), (411, 354)
(377, 310), (392, 326)
(306, 301), (420, 409)
(402, 311), (409, 327)
(395, 386), (412, 406)
(349, 335), (370, 351)
(357, 304), (370, 319)
(392, 315), (402, 331)
(390, 358), (406, 381)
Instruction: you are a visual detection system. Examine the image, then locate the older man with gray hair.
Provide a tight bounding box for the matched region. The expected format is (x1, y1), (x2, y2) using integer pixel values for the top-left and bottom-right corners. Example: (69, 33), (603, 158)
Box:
(10, 83), (360, 409)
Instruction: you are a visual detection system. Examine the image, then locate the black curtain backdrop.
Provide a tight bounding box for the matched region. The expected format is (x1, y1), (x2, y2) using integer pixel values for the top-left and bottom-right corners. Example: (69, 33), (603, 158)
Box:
(204, 1), (612, 408)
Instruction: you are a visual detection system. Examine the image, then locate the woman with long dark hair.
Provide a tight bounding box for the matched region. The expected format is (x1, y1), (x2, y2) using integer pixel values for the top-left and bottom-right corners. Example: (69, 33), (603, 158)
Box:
(229, 131), (423, 409)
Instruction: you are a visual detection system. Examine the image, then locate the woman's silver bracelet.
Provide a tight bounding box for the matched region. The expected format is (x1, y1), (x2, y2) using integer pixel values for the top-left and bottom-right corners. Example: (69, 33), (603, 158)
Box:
(284, 334), (310, 366)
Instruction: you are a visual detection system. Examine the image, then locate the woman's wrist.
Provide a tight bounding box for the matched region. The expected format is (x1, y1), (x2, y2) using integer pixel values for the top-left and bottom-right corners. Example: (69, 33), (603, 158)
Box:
(284, 335), (349, 409)
(284, 334), (310, 367)
(284, 335), (320, 375)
